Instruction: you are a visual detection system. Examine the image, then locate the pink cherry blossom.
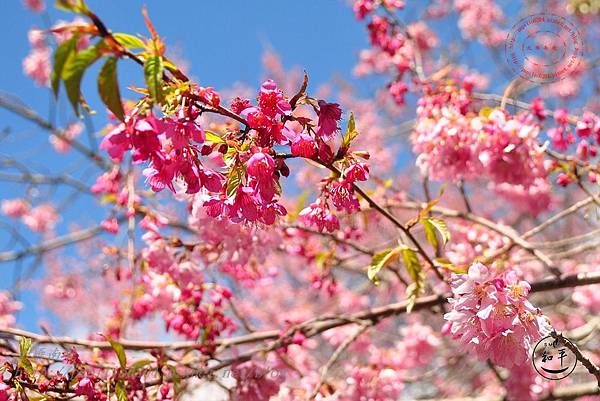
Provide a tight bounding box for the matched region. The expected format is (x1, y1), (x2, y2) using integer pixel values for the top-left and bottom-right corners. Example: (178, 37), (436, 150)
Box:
(444, 262), (550, 368)
(316, 100), (342, 139)
(232, 361), (282, 401)
(22, 203), (59, 233)
(23, 46), (51, 86)
(1, 198), (30, 218)
(0, 291), (21, 328)
(100, 218), (119, 234)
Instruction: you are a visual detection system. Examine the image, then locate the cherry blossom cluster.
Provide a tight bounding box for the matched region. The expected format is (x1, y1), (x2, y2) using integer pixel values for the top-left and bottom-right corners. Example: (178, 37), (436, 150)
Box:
(127, 219), (236, 346)
(453, 0), (506, 47)
(535, 97), (600, 186)
(413, 84), (548, 185)
(1, 198), (59, 233)
(299, 157), (369, 233)
(100, 80), (368, 228)
(352, 0), (438, 106)
(411, 84), (556, 213)
(443, 262), (550, 368)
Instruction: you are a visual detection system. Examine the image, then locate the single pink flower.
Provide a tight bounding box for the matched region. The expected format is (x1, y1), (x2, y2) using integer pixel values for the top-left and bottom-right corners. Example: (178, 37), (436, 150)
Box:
(100, 218), (119, 234)
(316, 100), (342, 139)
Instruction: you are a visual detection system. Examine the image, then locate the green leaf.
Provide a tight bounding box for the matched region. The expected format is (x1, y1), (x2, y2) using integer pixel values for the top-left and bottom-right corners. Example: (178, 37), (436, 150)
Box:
(367, 247), (400, 283)
(51, 36), (78, 97)
(144, 55), (164, 104)
(115, 381), (128, 401)
(107, 337), (127, 369)
(433, 257), (467, 274)
(400, 247), (424, 312)
(428, 218), (450, 246)
(18, 337), (34, 377)
(405, 282), (421, 313)
(98, 57), (125, 121)
(55, 0), (88, 13)
(113, 33), (146, 50)
(421, 218), (439, 249)
(129, 359), (152, 374)
(226, 164), (244, 198)
(401, 247), (421, 282)
(62, 44), (102, 115)
(204, 130), (225, 144)
(342, 112), (359, 149)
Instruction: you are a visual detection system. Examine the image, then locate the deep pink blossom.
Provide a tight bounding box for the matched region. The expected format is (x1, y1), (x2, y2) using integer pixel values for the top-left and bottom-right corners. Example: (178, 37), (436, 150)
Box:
(389, 80), (408, 106)
(246, 152), (275, 179)
(291, 134), (317, 158)
(100, 218), (119, 234)
(316, 100), (342, 139)
(196, 86), (221, 107)
(257, 79), (291, 118)
(328, 179), (360, 213)
(343, 162), (369, 182)
(530, 97), (546, 120)
(0, 382), (11, 401)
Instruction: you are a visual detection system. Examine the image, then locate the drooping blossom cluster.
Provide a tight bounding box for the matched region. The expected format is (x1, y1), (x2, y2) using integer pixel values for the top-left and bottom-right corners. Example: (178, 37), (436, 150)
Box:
(504, 362), (551, 401)
(125, 218), (236, 346)
(100, 111), (219, 194)
(443, 262), (550, 368)
(352, 0), (438, 106)
(1, 199), (59, 233)
(189, 195), (281, 284)
(299, 156), (369, 233)
(23, 28), (51, 86)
